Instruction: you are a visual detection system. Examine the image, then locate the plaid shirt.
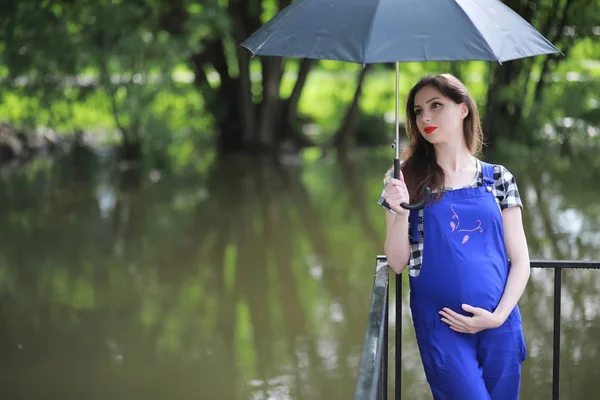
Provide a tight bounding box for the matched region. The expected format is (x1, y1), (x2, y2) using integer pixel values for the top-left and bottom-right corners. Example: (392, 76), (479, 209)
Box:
(378, 160), (522, 277)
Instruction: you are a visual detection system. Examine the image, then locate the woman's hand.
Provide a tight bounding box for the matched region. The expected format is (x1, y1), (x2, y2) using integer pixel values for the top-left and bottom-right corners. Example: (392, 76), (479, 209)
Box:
(439, 304), (504, 334)
(383, 170), (410, 215)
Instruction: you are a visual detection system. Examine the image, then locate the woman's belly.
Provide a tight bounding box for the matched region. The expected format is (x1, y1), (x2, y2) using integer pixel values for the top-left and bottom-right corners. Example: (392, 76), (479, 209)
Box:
(409, 254), (508, 316)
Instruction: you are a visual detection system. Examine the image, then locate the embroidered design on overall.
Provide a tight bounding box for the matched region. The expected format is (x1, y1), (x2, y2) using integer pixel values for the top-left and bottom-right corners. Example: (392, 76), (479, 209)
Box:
(449, 204), (483, 244)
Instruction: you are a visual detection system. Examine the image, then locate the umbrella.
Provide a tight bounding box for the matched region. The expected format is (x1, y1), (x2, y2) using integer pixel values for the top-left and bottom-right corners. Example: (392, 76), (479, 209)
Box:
(240, 0), (561, 209)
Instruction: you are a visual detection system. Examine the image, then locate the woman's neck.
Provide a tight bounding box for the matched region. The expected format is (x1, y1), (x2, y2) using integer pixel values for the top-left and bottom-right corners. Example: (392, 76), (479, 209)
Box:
(434, 142), (474, 172)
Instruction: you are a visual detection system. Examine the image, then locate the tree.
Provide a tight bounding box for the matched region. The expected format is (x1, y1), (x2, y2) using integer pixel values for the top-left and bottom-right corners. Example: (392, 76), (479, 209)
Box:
(160, 0), (316, 155)
(482, 0), (600, 148)
(0, 0), (181, 160)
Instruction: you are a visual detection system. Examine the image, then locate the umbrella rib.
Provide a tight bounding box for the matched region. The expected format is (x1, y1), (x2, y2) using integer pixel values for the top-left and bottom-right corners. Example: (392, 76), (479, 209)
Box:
(361, 0), (384, 64)
(451, 0), (500, 62)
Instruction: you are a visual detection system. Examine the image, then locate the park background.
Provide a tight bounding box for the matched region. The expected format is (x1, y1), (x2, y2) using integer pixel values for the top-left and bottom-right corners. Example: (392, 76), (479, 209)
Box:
(0, 1), (599, 399)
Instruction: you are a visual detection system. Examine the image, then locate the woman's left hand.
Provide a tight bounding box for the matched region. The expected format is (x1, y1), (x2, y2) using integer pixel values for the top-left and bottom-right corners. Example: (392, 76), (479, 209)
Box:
(439, 304), (504, 334)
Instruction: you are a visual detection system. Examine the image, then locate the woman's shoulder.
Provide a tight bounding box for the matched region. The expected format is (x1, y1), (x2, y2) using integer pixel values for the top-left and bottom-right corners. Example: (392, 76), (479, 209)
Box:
(492, 164), (517, 185)
(487, 163), (522, 208)
(478, 160), (517, 184)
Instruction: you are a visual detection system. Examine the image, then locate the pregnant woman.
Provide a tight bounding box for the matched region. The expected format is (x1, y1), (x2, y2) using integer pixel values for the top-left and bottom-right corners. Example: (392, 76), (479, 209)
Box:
(379, 74), (530, 400)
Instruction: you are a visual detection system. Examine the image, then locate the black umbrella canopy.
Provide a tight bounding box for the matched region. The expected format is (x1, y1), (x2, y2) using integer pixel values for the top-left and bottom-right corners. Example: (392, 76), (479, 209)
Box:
(241, 0), (561, 64)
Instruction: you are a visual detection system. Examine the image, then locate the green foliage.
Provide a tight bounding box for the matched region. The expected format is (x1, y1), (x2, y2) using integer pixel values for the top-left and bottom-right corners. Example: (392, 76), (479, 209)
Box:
(0, 0), (210, 148)
(355, 112), (391, 146)
(0, 0), (597, 156)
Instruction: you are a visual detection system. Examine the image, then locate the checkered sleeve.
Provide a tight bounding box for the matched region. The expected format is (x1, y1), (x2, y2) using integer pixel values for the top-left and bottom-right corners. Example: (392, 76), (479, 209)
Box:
(407, 211), (424, 276)
(494, 165), (523, 210)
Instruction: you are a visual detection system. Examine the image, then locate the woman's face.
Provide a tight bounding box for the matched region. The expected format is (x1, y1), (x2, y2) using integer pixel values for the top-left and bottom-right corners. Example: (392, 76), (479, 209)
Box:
(412, 85), (468, 145)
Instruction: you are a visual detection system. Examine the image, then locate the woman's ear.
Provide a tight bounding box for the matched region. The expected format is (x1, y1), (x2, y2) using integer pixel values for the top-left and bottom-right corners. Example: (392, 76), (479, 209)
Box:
(461, 103), (469, 119)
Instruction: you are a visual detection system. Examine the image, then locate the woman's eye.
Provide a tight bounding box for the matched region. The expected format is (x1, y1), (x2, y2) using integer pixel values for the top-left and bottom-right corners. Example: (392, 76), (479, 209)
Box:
(414, 109), (422, 116)
(432, 102), (441, 109)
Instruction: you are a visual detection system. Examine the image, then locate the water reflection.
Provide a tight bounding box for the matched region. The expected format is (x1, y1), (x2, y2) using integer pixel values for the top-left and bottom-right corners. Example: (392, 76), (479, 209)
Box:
(0, 146), (598, 399)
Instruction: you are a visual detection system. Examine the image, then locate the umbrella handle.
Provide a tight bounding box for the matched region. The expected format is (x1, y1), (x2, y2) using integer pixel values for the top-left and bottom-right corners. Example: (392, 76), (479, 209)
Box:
(393, 159), (431, 210)
(400, 187), (431, 210)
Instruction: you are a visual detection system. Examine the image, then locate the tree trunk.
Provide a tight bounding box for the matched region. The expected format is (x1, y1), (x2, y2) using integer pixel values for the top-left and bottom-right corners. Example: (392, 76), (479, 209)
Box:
(277, 58), (316, 148)
(448, 62), (464, 82)
(163, 0), (315, 157)
(333, 65), (371, 150)
(483, 0), (581, 150)
(483, 60), (525, 148)
(285, 59), (314, 127)
(257, 57), (283, 149)
(237, 48), (255, 146)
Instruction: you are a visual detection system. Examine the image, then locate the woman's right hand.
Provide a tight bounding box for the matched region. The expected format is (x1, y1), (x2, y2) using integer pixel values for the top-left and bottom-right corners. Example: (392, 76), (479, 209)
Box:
(383, 170), (410, 215)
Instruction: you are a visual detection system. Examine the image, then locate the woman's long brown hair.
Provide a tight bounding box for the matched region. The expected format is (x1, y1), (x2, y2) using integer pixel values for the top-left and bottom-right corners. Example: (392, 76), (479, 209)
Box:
(393, 74), (483, 204)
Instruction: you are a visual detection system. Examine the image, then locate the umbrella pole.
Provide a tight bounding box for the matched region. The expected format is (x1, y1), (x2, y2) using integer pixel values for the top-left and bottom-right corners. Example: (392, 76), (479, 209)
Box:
(393, 61), (403, 400)
(394, 62), (401, 180)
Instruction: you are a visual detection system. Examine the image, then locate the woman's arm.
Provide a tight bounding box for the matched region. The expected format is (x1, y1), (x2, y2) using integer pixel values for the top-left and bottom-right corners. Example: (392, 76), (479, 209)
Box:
(493, 206), (531, 321)
(384, 211), (411, 274)
(381, 169), (412, 274)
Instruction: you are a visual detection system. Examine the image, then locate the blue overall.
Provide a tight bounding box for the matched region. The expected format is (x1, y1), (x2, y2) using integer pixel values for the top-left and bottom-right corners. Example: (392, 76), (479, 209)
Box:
(409, 162), (527, 400)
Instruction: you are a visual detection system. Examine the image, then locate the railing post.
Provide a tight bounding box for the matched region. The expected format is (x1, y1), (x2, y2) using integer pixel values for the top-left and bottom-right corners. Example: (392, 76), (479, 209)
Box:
(383, 282), (388, 400)
(552, 268), (562, 400)
(395, 273), (402, 400)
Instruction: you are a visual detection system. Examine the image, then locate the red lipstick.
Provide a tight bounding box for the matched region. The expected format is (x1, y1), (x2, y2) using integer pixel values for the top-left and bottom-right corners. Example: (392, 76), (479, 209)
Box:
(424, 126), (437, 134)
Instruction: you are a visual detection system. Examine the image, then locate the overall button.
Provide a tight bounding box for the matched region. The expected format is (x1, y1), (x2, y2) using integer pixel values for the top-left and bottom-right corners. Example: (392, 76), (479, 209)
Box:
(486, 186), (492, 192)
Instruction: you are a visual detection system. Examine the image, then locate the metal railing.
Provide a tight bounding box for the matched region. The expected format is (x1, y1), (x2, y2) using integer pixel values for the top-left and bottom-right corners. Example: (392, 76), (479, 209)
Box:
(354, 257), (390, 400)
(354, 257), (600, 400)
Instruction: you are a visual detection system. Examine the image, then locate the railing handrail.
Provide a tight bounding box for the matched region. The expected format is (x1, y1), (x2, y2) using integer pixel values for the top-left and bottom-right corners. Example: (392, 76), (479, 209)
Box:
(370, 257), (600, 269)
(354, 257), (390, 400)
(355, 257), (600, 400)
(529, 260), (600, 269)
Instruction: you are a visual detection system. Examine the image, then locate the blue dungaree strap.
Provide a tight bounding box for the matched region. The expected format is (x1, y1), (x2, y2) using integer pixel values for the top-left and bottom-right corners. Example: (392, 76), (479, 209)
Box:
(481, 161), (495, 185)
(409, 160), (527, 400)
